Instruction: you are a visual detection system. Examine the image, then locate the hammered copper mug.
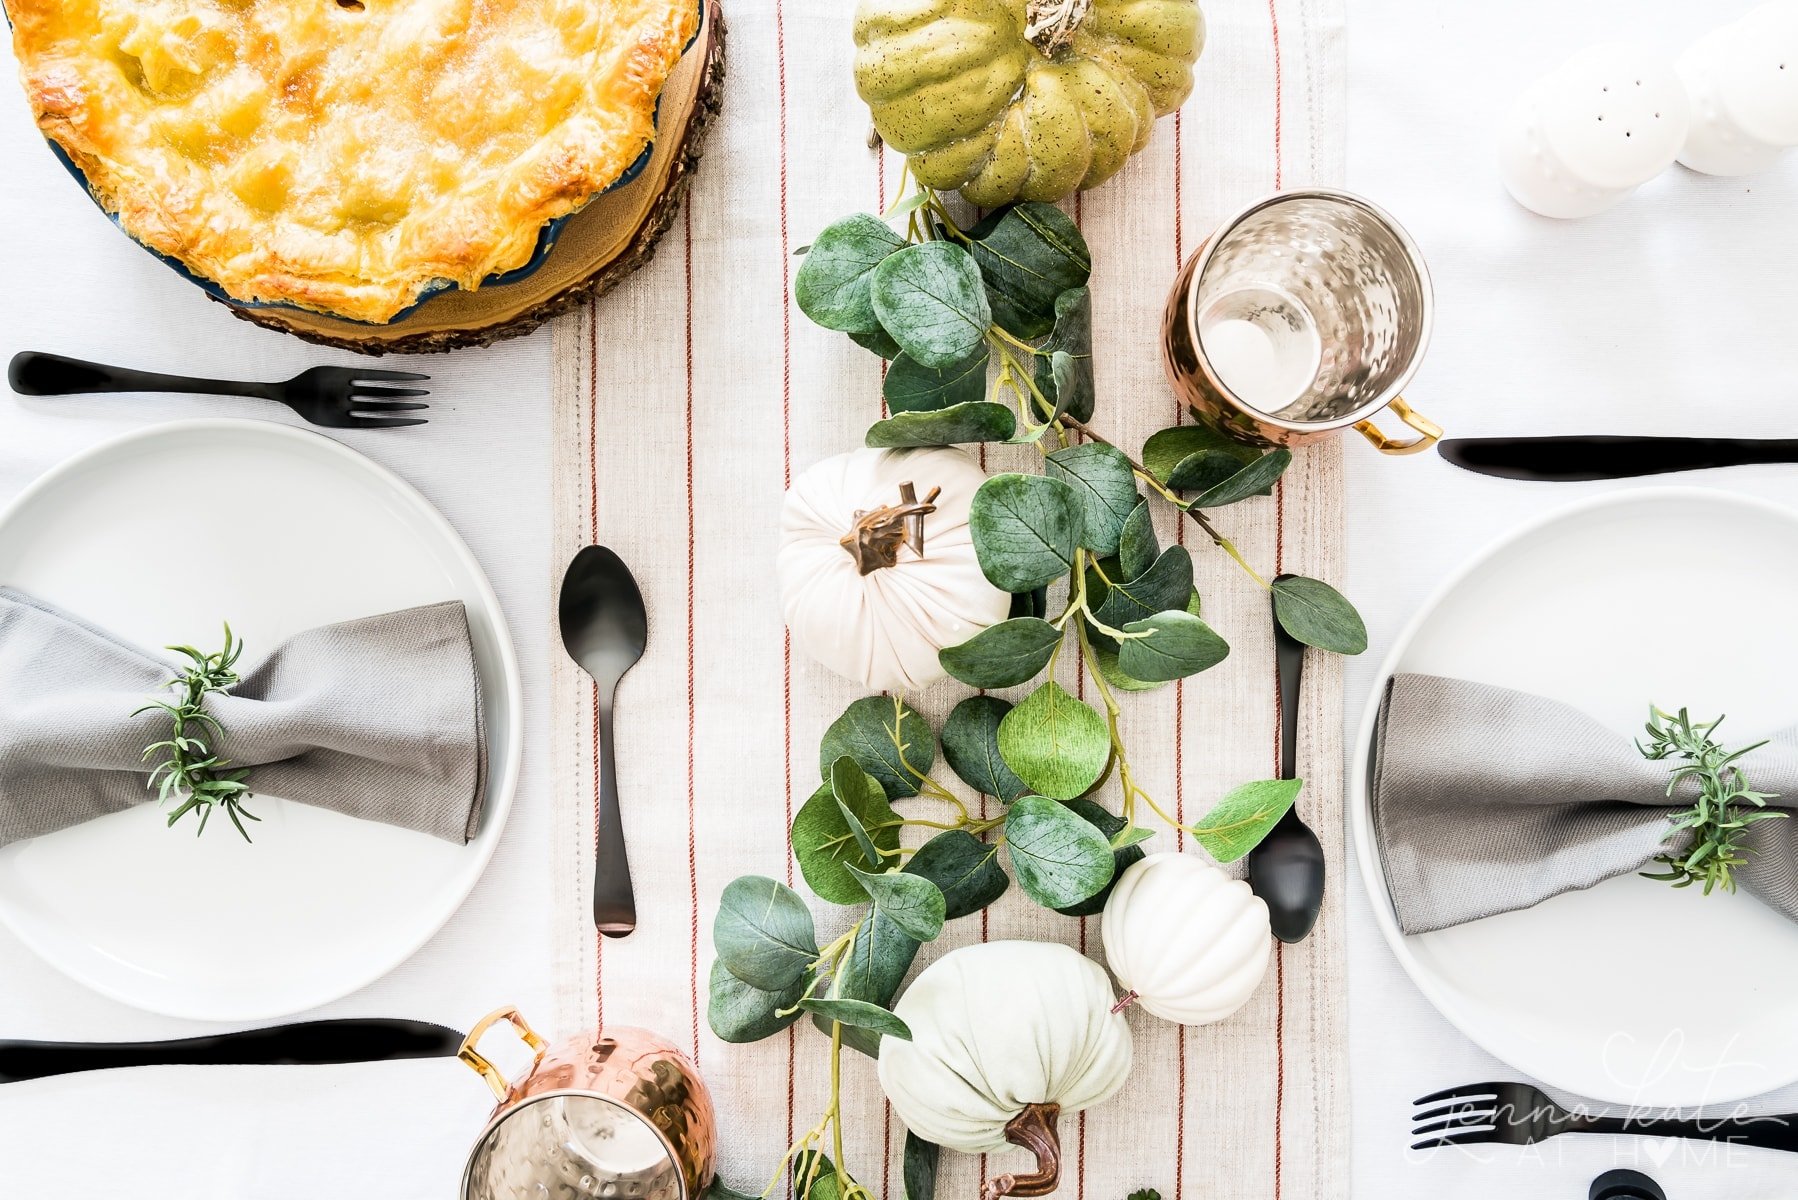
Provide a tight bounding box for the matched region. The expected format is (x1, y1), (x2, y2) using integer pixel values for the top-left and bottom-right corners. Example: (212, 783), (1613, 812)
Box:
(458, 1008), (717, 1200)
(1161, 188), (1442, 455)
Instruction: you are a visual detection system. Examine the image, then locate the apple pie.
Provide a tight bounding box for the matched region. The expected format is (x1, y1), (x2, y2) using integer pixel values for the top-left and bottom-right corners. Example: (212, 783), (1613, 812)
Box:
(5, 0), (702, 323)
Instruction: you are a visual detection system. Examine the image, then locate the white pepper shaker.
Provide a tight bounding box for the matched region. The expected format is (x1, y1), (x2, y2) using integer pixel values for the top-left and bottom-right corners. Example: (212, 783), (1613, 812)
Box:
(1677, 2), (1798, 177)
(1499, 43), (1691, 218)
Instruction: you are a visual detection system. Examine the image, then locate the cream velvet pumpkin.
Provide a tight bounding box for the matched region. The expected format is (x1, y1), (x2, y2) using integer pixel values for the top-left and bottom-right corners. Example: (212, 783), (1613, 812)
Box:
(878, 941), (1133, 1157)
(1101, 852), (1271, 1025)
(779, 447), (1011, 692)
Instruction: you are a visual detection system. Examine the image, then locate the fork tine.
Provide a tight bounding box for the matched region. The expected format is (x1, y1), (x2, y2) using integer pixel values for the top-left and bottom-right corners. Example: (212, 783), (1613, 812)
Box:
(346, 416), (429, 429)
(349, 401), (430, 412)
(1413, 1102), (1496, 1124)
(351, 369), (430, 383)
(1412, 1113), (1500, 1138)
(350, 386), (430, 399)
(1412, 1130), (1505, 1152)
(1414, 1083), (1504, 1106)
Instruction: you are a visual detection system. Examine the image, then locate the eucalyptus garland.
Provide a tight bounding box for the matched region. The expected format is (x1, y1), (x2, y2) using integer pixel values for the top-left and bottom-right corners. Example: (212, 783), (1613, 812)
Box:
(706, 177), (1369, 1200)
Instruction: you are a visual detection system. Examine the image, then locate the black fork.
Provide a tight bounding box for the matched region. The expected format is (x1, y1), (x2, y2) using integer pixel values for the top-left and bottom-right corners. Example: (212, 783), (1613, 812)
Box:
(1412, 1080), (1798, 1153)
(8, 351), (430, 430)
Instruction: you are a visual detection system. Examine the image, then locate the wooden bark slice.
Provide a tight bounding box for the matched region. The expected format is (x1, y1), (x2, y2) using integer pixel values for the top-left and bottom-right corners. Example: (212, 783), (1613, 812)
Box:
(226, 0), (727, 355)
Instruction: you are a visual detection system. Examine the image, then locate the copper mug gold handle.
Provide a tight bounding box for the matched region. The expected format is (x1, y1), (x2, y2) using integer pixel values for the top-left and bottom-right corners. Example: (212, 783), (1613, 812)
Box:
(1353, 397), (1441, 456)
(458, 1007), (548, 1101)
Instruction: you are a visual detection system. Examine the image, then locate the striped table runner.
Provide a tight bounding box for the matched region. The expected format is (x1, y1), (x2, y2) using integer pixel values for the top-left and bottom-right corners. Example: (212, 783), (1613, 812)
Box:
(549, 1), (1350, 1195)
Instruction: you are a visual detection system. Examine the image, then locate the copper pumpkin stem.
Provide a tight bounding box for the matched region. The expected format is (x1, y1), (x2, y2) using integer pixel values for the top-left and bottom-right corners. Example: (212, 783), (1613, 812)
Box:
(839, 482), (942, 576)
(979, 1104), (1062, 1200)
(1109, 990), (1139, 1015)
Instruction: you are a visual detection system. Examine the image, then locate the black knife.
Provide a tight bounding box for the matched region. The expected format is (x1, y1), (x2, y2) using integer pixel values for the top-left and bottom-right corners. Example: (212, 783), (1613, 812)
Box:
(1439, 436), (1798, 482)
(0, 1019), (464, 1084)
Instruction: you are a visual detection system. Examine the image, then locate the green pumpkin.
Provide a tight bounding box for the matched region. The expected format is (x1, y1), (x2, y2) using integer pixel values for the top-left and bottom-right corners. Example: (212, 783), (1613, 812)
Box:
(854, 0), (1204, 207)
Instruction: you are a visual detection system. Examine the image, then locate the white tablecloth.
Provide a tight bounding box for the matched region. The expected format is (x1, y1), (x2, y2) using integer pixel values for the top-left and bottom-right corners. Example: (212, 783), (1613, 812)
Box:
(1, 0), (1795, 1197)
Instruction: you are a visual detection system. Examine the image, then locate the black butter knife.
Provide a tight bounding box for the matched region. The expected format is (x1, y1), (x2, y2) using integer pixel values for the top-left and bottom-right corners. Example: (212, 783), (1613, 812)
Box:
(0, 1019), (463, 1085)
(1439, 435), (1798, 482)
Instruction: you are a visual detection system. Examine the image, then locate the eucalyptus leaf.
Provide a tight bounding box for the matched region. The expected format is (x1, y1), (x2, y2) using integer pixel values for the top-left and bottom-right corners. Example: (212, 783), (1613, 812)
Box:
(1142, 425), (1258, 490)
(866, 401), (1016, 448)
(940, 695), (1029, 802)
(704, 1180), (761, 1200)
(870, 242), (992, 369)
(851, 327), (904, 360)
(1056, 799), (1149, 916)
(968, 473), (1084, 592)
(1191, 778), (1304, 863)
(713, 875), (818, 990)
(820, 696), (933, 801)
(707, 959), (805, 1044)
(884, 349), (990, 414)
(846, 865), (946, 941)
(904, 829), (1010, 918)
(794, 213), (907, 334)
(1192, 449), (1292, 508)
(1046, 442), (1139, 556)
(1093, 545), (1194, 630)
(800, 997), (912, 1041)
(1032, 288), (1094, 422)
(836, 906), (919, 1009)
(1271, 573), (1368, 654)
(938, 617), (1062, 690)
(965, 203), (1092, 340)
(1004, 795), (1116, 909)
(903, 1134), (941, 1200)
(794, 1153), (848, 1200)
(997, 681), (1110, 801)
(1118, 500), (1160, 581)
(1117, 610), (1231, 683)
(1089, 633), (1169, 694)
(792, 772), (901, 905)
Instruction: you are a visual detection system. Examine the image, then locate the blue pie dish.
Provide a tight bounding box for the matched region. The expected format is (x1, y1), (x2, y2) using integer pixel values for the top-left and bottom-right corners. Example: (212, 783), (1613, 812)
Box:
(31, 0), (704, 326)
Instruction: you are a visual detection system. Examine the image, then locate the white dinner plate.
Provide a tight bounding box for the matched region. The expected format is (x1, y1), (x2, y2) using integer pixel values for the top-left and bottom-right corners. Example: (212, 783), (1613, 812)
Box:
(1351, 487), (1798, 1107)
(0, 420), (520, 1021)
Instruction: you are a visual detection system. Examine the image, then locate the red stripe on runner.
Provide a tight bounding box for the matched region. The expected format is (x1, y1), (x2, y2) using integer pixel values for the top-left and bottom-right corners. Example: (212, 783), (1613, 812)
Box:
(775, 1), (797, 1188)
(1269, 0), (1285, 190)
(588, 300), (605, 1032)
(684, 205), (702, 1061)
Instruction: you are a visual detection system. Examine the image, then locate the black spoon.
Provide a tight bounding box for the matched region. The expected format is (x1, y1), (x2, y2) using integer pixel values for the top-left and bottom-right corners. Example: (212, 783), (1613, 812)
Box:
(559, 546), (649, 938)
(1247, 585), (1325, 943)
(0, 1019), (463, 1085)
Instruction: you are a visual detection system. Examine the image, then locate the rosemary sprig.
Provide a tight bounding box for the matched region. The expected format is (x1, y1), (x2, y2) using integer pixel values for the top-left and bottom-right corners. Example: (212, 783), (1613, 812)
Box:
(1638, 706), (1785, 895)
(133, 625), (259, 842)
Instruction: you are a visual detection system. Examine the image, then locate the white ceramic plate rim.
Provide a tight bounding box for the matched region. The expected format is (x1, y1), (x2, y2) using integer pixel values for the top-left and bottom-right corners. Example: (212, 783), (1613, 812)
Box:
(0, 418), (523, 1020)
(1348, 484), (1798, 1106)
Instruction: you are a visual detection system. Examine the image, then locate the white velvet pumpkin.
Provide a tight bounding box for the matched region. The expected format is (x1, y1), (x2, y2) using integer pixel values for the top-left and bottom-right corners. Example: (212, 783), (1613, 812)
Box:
(878, 941), (1134, 1156)
(1100, 852), (1271, 1025)
(779, 447), (1011, 692)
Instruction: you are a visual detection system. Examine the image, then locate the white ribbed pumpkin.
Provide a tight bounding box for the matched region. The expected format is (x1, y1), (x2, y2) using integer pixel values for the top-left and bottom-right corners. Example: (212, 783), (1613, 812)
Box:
(878, 941), (1133, 1171)
(1100, 852), (1271, 1025)
(779, 447), (1010, 692)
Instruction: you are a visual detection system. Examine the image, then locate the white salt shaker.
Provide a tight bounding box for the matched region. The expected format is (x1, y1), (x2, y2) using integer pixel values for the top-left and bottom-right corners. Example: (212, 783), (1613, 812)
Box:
(1499, 43), (1691, 218)
(1677, 2), (1798, 176)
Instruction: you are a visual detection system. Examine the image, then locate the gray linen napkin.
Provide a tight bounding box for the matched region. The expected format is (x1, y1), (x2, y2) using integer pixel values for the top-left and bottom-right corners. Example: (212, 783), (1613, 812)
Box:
(1371, 673), (1798, 934)
(0, 587), (487, 847)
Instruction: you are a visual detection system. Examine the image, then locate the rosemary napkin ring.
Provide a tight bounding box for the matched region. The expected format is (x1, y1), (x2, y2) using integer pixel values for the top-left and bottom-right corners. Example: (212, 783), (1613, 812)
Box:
(134, 625), (260, 841)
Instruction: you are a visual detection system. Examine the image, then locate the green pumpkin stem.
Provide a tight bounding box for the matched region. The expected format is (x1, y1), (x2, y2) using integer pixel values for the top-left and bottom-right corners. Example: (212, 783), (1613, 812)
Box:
(839, 482), (941, 576)
(980, 1103), (1063, 1200)
(1024, 0), (1093, 57)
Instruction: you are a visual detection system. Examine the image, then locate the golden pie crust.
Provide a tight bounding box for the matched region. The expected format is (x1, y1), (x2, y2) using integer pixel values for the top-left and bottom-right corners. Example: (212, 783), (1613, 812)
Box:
(5, 0), (701, 323)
